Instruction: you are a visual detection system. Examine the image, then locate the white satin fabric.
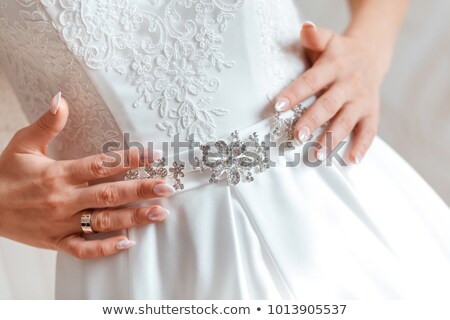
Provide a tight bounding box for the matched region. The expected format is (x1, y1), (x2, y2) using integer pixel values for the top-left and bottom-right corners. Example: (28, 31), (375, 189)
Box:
(0, 0), (449, 299)
(56, 121), (450, 299)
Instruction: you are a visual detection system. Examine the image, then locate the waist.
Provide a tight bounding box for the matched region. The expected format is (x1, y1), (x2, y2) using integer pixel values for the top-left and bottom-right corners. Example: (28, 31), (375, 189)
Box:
(124, 96), (316, 192)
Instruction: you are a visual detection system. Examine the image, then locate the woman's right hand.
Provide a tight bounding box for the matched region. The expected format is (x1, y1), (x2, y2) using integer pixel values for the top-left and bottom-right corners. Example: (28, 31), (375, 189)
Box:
(0, 93), (174, 259)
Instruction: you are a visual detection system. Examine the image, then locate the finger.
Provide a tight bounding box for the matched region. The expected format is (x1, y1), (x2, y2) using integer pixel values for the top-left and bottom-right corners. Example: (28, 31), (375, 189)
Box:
(70, 206), (169, 234)
(63, 147), (163, 183)
(13, 93), (69, 154)
(75, 179), (176, 210)
(58, 234), (135, 260)
(315, 104), (359, 161)
(300, 21), (334, 53)
(294, 83), (349, 143)
(274, 61), (337, 112)
(349, 115), (379, 164)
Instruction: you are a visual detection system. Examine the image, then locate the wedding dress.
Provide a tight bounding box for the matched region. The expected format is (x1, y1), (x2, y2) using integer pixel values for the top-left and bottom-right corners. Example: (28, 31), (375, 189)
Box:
(1, 0), (450, 299)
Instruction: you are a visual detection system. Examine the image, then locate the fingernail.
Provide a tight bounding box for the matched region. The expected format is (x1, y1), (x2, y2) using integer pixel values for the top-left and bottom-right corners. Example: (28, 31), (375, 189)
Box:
(297, 126), (311, 143)
(153, 183), (176, 197)
(147, 207), (169, 221)
(354, 153), (362, 165)
(49, 92), (61, 115)
(115, 239), (136, 250)
(274, 97), (290, 112)
(317, 147), (327, 161)
(152, 149), (164, 161)
(302, 20), (317, 30)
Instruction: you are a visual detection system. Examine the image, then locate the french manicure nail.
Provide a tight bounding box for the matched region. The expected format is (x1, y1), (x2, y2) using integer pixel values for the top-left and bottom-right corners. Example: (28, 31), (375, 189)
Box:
(49, 92), (61, 115)
(297, 126), (311, 143)
(115, 239), (136, 250)
(153, 183), (176, 197)
(317, 148), (327, 161)
(302, 20), (317, 30)
(147, 207), (169, 221)
(274, 97), (290, 112)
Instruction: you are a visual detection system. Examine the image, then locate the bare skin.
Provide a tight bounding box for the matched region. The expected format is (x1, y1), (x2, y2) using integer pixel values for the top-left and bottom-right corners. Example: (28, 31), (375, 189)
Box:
(0, 0), (410, 259)
(0, 94), (173, 259)
(275, 0), (410, 164)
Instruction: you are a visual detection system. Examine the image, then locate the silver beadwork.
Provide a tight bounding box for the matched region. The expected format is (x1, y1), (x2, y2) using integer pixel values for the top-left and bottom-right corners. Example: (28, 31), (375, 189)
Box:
(123, 107), (305, 187)
(193, 130), (270, 185)
(169, 161), (185, 190)
(124, 169), (140, 181)
(124, 157), (186, 190)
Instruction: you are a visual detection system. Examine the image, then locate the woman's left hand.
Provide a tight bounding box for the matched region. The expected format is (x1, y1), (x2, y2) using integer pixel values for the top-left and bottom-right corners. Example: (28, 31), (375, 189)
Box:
(275, 21), (391, 164)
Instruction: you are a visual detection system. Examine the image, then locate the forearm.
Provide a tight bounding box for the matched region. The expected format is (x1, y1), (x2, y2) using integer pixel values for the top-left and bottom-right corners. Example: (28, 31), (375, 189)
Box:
(345, 0), (410, 69)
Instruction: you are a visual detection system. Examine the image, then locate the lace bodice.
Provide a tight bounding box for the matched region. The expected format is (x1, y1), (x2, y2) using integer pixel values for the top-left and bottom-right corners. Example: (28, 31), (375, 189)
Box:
(0, 0), (307, 159)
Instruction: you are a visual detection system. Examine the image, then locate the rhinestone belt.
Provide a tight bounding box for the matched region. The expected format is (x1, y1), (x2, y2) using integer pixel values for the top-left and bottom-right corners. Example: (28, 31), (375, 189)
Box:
(124, 105), (308, 190)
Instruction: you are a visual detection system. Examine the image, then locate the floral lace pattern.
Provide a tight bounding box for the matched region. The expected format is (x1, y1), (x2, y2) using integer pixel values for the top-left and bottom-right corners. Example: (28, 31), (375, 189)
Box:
(0, 1), (122, 158)
(48, 0), (246, 142)
(256, 0), (304, 101)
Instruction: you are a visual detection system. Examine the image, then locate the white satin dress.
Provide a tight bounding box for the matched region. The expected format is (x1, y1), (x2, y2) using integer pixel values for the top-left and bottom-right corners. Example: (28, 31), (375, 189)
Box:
(1, 0), (450, 299)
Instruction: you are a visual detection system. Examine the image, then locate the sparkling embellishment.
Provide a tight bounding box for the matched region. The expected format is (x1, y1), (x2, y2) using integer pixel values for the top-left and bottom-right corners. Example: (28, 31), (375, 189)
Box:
(169, 161), (186, 190)
(124, 158), (186, 190)
(123, 105), (306, 187)
(193, 130), (270, 185)
(272, 104), (306, 150)
(124, 169), (140, 181)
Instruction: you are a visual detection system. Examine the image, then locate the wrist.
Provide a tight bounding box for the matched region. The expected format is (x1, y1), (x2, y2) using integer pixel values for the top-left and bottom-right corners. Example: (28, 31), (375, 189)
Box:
(343, 25), (394, 82)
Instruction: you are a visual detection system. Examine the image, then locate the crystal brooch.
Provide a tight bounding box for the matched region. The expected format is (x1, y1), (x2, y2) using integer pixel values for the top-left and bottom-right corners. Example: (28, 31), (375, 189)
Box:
(123, 105), (306, 189)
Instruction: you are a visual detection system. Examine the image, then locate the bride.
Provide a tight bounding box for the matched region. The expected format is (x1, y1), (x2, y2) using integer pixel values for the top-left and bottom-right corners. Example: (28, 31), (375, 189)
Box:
(1, 0), (450, 299)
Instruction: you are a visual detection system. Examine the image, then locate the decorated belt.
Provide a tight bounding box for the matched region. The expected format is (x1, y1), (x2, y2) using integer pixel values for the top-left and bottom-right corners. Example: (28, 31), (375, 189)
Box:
(124, 104), (311, 190)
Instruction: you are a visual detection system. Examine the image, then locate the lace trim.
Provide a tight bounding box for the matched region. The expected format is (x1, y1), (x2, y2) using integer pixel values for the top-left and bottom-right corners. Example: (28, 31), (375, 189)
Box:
(0, 1), (122, 158)
(47, 0), (246, 142)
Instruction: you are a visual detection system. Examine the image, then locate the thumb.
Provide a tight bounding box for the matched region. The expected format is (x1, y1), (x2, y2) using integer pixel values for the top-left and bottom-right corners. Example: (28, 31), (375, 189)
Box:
(15, 92), (69, 154)
(300, 21), (334, 54)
